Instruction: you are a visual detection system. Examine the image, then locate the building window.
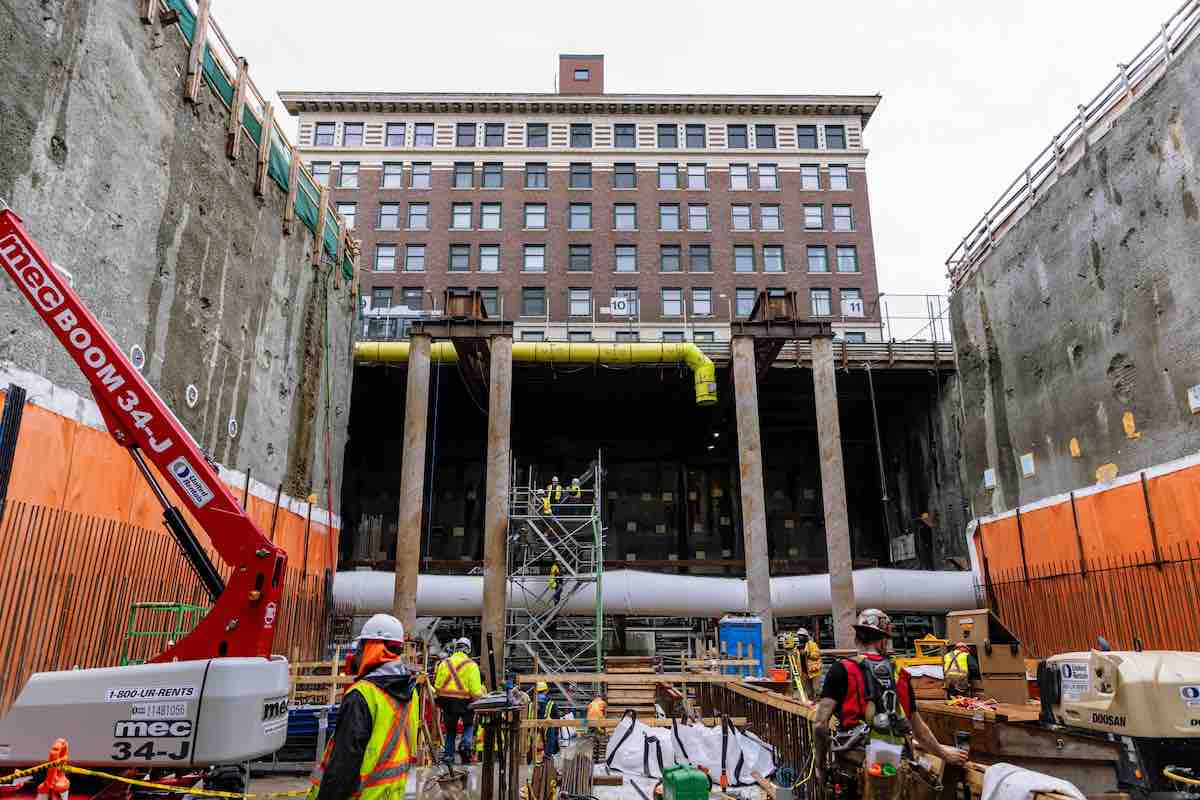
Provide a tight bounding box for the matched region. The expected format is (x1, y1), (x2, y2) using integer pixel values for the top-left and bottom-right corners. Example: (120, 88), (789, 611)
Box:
(451, 203), (472, 229)
(810, 288), (832, 317)
(337, 202), (356, 229)
(411, 162), (431, 189)
(734, 245), (755, 272)
(692, 287), (712, 316)
(662, 288), (683, 317)
(662, 331), (685, 342)
(521, 330), (545, 341)
(797, 125), (818, 149)
(736, 288), (756, 317)
(449, 244), (470, 272)
(384, 123), (405, 147)
(482, 162), (503, 188)
(688, 204), (709, 230)
(405, 244), (426, 272)
(570, 123), (592, 148)
(524, 203), (547, 229)
(568, 330), (592, 342)
(730, 164), (750, 190)
(402, 287), (424, 309)
(339, 162), (359, 189)
(484, 123), (504, 147)
(755, 124), (776, 148)
(615, 245), (637, 272)
(569, 244), (592, 271)
(731, 204), (752, 231)
(310, 161), (330, 186)
(763, 245), (784, 273)
(371, 286), (393, 307)
(414, 123), (434, 147)
(658, 163), (679, 189)
(455, 123), (476, 147)
(453, 162), (473, 189)
(569, 288), (592, 316)
(657, 124), (678, 148)
(689, 244), (711, 272)
(807, 245), (828, 273)
(841, 288), (864, 318)
(832, 204), (854, 231)
(522, 288), (546, 316)
(658, 203), (681, 231)
(374, 243), (396, 272)
(480, 202), (501, 230)
(686, 124), (706, 148)
(829, 164), (849, 190)
(694, 330), (715, 343)
(480, 244), (500, 272)
(616, 330), (640, 342)
(800, 164), (820, 190)
(686, 163), (707, 189)
(804, 204), (823, 230)
(523, 244), (545, 272)
(614, 124), (636, 148)
(527, 123), (548, 148)
(574, 67), (590, 80)
(844, 331), (866, 343)
(727, 124), (748, 148)
(758, 164), (778, 190)
(407, 202), (429, 229)
(660, 245), (682, 272)
(569, 162), (592, 188)
(569, 203), (592, 230)
(614, 203), (637, 230)
(614, 163), (636, 189)
(382, 162), (403, 189)
(525, 162), (547, 188)
(314, 122), (335, 146)
(479, 287), (499, 317)
(760, 205), (781, 230)
(614, 287), (640, 315)
(340, 123), (362, 147)
(379, 203), (401, 229)
(825, 125), (847, 149)
(836, 245), (860, 273)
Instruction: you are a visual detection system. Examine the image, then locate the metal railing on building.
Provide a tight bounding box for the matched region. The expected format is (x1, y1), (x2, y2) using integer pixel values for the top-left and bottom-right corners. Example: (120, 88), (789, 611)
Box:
(945, 0), (1200, 289)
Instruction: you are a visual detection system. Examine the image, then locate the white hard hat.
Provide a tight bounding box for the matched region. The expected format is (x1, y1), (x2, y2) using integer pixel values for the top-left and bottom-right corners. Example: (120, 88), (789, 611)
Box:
(356, 613), (405, 644)
(797, 628), (810, 638)
(455, 637), (472, 655)
(552, 476), (559, 482)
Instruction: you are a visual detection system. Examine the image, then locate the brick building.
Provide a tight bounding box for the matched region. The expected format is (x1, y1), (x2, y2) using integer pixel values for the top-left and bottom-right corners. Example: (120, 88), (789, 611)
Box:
(280, 55), (882, 343)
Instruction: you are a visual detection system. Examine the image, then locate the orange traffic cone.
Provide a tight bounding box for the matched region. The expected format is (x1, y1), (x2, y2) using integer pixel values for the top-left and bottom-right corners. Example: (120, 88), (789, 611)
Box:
(36, 739), (69, 800)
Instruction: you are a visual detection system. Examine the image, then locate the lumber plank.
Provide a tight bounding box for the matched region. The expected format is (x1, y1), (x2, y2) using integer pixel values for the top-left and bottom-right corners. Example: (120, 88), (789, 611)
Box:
(521, 716), (746, 729)
(184, 0), (210, 102)
(517, 672), (747, 685)
(254, 103), (274, 196)
(226, 57), (248, 158)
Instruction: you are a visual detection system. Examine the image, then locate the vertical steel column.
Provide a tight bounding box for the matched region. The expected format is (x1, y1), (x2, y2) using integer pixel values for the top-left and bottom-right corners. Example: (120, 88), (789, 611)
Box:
(482, 334), (513, 688)
(392, 333), (431, 630)
(812, 334), (857, 648)
(731, 336), (775, 667)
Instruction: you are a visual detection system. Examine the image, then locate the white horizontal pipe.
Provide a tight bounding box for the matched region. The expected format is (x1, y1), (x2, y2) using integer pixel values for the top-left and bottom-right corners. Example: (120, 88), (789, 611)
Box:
(333, 568), (976, 618)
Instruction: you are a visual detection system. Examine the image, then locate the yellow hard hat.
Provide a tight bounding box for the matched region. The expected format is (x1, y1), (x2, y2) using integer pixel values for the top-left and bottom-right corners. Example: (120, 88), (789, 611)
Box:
(535, 681), (549, 692)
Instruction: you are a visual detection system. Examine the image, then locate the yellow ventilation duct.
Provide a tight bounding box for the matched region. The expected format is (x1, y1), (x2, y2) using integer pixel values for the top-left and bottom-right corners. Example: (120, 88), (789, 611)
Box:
(355, 341), (717, 406)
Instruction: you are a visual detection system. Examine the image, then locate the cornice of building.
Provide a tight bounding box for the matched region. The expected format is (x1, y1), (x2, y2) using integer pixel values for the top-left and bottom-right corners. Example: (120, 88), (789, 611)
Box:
(278, 91), (882, 126)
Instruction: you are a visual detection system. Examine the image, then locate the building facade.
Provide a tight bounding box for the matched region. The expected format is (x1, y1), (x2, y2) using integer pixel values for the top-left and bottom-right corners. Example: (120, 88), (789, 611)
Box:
(281, 55), (882, 343)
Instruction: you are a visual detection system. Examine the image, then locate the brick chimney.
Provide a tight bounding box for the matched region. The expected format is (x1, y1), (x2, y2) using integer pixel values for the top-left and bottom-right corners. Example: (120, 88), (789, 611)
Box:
(558, 54), (604, 94)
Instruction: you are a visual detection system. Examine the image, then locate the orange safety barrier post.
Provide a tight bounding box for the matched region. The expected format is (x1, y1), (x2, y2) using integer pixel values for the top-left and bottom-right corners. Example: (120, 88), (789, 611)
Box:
(35, 739), (68, 800)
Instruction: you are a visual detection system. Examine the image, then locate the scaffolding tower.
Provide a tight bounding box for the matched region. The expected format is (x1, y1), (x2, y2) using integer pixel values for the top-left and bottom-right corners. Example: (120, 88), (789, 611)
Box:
(505, 453), (604, 705)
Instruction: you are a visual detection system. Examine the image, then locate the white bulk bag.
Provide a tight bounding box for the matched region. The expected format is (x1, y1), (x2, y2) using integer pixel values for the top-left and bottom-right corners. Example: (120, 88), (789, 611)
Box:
(604, 710), (675, 778)
(670, 716), (776, 787)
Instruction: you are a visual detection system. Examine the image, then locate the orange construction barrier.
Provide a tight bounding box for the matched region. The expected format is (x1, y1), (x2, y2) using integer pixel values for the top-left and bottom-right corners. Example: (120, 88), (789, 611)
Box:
(36, 739), (68, 800)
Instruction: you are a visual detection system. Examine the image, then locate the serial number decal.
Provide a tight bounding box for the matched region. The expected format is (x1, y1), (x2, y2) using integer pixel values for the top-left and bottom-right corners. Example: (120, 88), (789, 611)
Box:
(111, 740), (191, 762)
(131, 702), (188, 719)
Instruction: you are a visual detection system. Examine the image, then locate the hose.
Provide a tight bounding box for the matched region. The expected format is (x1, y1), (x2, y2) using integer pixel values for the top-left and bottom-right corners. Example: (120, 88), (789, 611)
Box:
(1164, 766), (1200, 786)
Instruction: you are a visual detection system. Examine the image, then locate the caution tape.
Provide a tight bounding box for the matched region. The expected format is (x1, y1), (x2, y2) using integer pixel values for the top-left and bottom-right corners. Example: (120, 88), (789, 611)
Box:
(0, 758), (66, 785)
(60, 765), (310, 798)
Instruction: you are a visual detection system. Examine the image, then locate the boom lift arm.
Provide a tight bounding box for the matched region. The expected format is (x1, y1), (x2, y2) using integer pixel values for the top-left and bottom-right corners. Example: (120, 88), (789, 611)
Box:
(0, 205), (287, 662)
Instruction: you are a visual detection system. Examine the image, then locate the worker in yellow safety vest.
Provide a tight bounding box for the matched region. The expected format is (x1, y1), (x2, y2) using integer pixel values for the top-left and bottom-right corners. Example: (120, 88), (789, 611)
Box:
(538, 489), (551, 516)
(547, 476), (562, 508)
(548, 563), (562, 605)
(527, 681), (562, 761)
(569, 478), (582, 502)
(308, 614), (419, 800)
(796, 628), (822, 698)
(435, 637), (484, 764)
(943, 642), (979, 697)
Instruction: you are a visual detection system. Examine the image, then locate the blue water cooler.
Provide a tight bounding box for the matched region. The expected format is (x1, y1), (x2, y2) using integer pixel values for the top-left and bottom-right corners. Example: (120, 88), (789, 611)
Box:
(718, 615), (765, 677)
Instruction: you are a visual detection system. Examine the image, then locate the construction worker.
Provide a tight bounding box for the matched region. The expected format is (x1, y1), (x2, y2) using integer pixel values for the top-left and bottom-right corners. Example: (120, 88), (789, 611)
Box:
(547, 476), (562, 509)
(527, 681), (562, 761)
(943, 642), (980, 698)
(569, 477), (582, 503)
(538, 489), (551, 516)
(586, 691), (607, 734)
(813, 610), (965, 796)
(548, 563), (562, 605)
(796, 627), (823, 699)
(308, 613), (419, 800)
(434, 636), (484, 764)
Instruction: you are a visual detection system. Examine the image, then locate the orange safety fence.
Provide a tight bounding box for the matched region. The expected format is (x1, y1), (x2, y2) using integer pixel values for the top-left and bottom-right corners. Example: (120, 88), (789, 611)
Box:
(975, 456), (1200, 656)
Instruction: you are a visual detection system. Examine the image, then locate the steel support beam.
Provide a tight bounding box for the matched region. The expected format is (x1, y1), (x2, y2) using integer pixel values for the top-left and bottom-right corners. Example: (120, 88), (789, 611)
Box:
(392, 333), (431, 630)
(731, 336), (775, 666)
(482, 334), (513, 688)
(812, 334), (856, 648)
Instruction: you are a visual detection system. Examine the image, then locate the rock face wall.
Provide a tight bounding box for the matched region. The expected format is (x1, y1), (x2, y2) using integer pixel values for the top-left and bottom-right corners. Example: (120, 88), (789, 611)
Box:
(951, 33), (1200, 516)
(0, 0), (353, 502)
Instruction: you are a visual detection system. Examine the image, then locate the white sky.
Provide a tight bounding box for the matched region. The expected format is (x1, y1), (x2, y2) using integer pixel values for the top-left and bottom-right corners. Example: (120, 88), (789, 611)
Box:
(214, 0), (1182, 296)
